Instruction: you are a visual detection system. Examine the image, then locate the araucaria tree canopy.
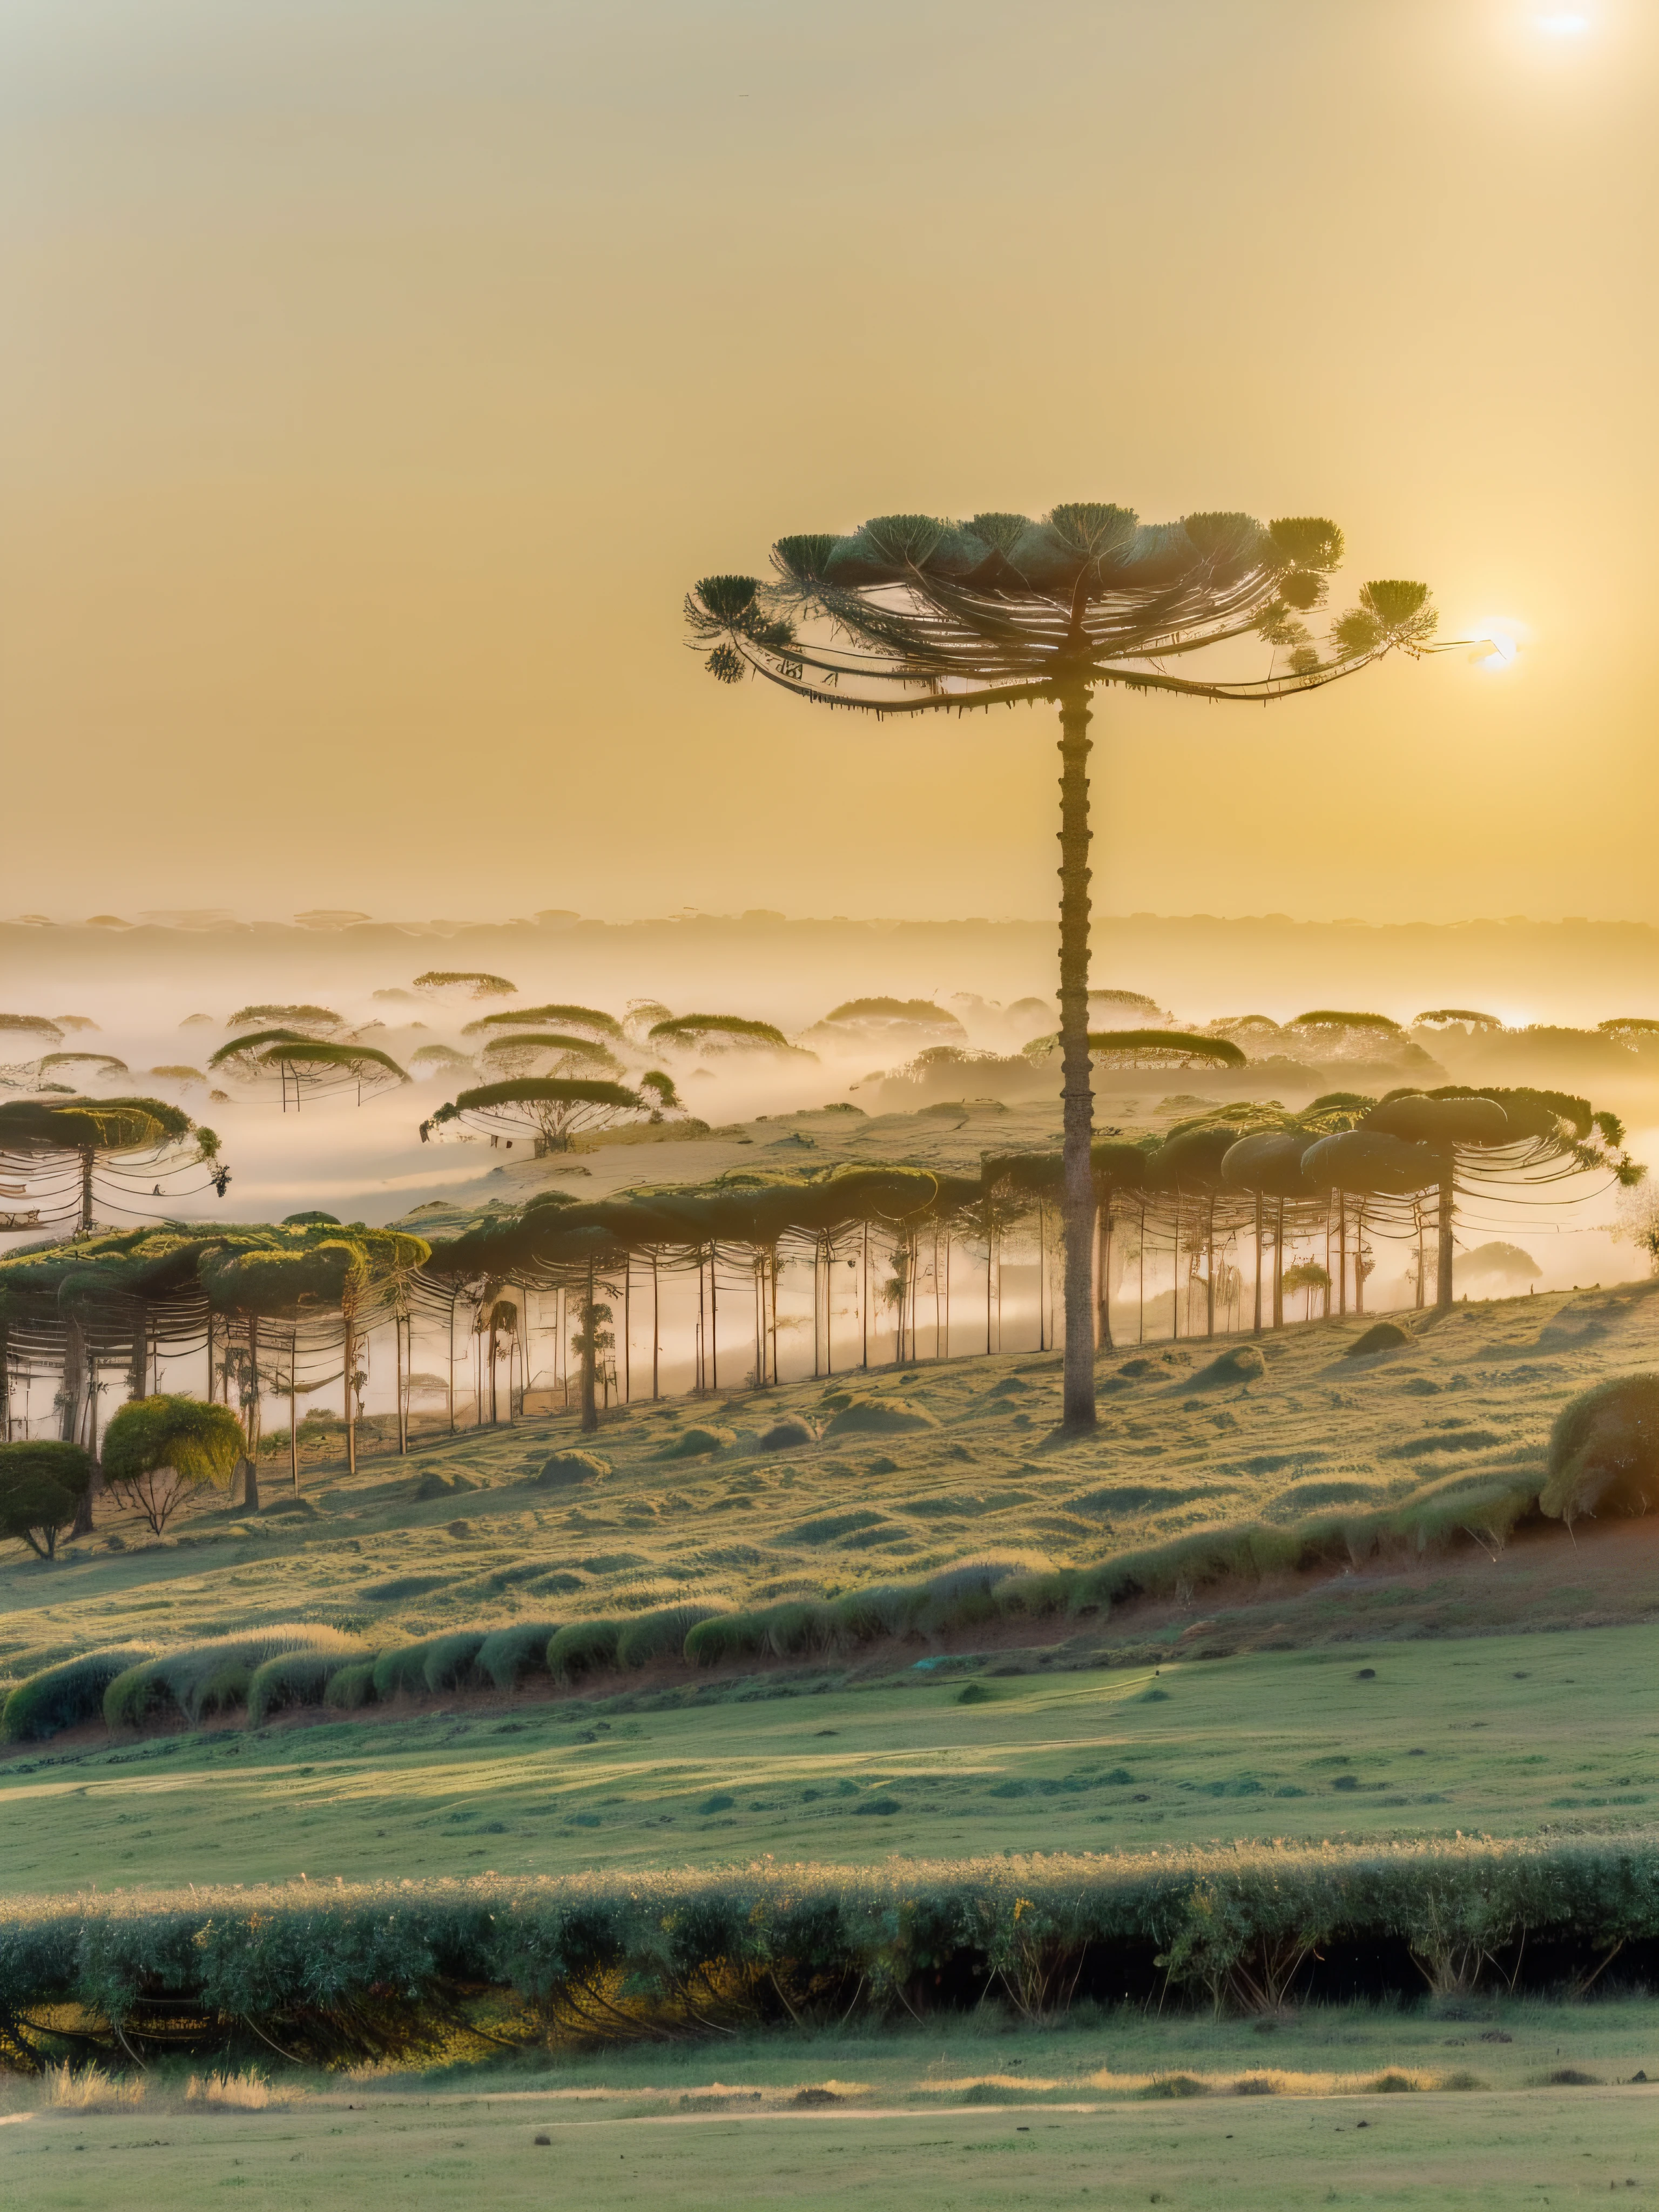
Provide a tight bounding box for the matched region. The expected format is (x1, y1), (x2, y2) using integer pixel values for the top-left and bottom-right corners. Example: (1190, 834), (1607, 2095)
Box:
(689, 503), (1439, 1429)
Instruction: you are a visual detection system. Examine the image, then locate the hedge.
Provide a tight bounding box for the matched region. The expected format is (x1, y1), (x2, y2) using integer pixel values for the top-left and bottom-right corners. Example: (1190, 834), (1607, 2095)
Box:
(1, 1647), (158, 1744)
(0, 1476), (1573, 1742)
(0, 1832), (1653, 2067)
(477, 1622), (561, 1691)
(104, 1629), (365, 1730)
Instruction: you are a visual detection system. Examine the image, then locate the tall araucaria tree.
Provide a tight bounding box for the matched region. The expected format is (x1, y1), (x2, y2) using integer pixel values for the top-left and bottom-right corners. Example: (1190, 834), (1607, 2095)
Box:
(687, 505), (1440, 1429)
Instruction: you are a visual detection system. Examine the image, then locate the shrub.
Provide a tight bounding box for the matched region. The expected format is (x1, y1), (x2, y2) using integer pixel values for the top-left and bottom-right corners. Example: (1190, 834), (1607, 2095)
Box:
(323, 1660), (377, 1711)
(657, 1426), (734, 1459)
(1540, 1373), (1658, 1522)
(757, 1418), (817, 1451)
(1183, 1345), (1267, 1389)
(101, 1395), (245, 1535)
(0, 1831), (1652, 2055)
(546, 1619), (623, 1681)
(684, 1612), (766, 1668)
(414, 1469), (476, 1501)
(534, 1450), (611, 1486)
(760, 1599), (838, 1658)
(993, 1571), (1074, 1620)
(371, 1642), (438, 1701)
(477, 1622), (561, 1690)
(1, 1645), (157, 1742)
(247, 1649), (356, 1725)
(105, 1627), (364, 1730)
(1346, 1320), (1414, 1358)
(615, 1604), (719, 1670)
(822, 1397), (939, 1437)
(423, 1631), (488, 1693)
(0, 1441), (94, 1559)
(829, 1582), (929, 1642)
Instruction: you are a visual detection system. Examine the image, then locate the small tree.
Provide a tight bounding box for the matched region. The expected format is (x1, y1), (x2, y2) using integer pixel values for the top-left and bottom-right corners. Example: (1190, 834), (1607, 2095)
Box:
(102, 1394), (244, 1535)
(648, 1013), (804, 1056)
(0, 1095), (225, 1235)
(427, 1074), (682, 1155)
(1282, 1258), (1331, 1320)
(0, 1440), (92, 1557)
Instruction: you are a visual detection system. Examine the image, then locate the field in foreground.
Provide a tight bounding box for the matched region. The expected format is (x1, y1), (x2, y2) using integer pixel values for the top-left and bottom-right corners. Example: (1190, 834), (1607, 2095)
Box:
(2, 1998), (1655, 2212)
(1, 1622), (1654, 1888)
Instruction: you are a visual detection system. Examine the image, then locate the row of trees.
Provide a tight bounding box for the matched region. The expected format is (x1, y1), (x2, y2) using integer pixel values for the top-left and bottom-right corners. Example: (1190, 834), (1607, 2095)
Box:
(0, 1080), (1639, 1527)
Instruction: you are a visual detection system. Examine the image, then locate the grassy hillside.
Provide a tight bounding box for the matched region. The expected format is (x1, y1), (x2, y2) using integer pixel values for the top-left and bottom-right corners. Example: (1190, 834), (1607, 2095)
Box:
(3, 1279), (1654, 1695)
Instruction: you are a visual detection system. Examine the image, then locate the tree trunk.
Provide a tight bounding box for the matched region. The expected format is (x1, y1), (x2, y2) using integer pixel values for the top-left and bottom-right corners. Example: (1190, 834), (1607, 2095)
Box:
(1171, 1195), (1181, 1341)
(289, 1328), (300, 1493)
(78, 1148), (95, 1234)
(861, 1222), (869, 1370)
(344, 1310), (358, 1476)
(1272, 1199), (1285, 1330)
(579, 1260), (599, 1432)
(651, 1252), (661, 1400)
(242, 1314), (261, 1512)
(395, 1311), (406, 1453)
(1056, 686), (1097, 1428)
(1102, 1196), (1117, 1351)
(68, 1312), (98, 1534)
(1437, 1158), (1456, 1312)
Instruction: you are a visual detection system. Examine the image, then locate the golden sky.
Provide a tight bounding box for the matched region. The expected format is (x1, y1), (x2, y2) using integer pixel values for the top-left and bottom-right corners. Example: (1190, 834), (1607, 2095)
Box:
(2, 1), (1655, 924)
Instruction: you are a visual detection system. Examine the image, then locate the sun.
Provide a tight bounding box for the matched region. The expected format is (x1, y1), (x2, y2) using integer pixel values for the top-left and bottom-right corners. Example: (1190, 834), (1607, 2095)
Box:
(1535, 11), (1590, 31)
(1468, 619), (1526, 671)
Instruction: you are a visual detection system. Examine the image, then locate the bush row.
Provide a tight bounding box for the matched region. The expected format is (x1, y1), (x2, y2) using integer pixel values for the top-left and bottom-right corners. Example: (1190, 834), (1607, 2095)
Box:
(0, 1831), (1653, 2063)
(0, 1479), (1543, 1743)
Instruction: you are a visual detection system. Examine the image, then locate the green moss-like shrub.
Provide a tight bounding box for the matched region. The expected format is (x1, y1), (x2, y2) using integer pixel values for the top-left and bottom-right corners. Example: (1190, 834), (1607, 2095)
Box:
(683, 1611), (766, 1668)
(322, 1660), (377, 1711)
(656, 1426), (735, 1459)
(760, 1599), (838, 1657)
(757, 1418), (817, 1451)
(414, 1469), (476, 1501)
(105, 1627), (363, 1730)
(477, 1622), (561, 1691)
(370, 1642), (441, 1700)
(1184, 1344), (1267, 1388)
(1345, 1321), (1414, 1358)
(822, 1397), (939, 1438)
(615, 1603), (720, 1670)
(546, 1619), (623, 1681)
(534, 1450), (611, 1486)
(1540, 1373), (1659, 1523)
(422, 1631), (488, 1693)
(247, 1649), (356, 1725)
(1, 1645), (157, 1743)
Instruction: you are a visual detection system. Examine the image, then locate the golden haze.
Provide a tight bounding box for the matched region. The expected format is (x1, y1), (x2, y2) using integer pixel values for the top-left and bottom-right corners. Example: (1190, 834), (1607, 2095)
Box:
(1, 0), (1654, 922)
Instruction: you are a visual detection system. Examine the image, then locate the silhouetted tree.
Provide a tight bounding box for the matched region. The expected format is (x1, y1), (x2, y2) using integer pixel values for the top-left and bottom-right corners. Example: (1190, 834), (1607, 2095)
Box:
(690, 504), (1435, 1429)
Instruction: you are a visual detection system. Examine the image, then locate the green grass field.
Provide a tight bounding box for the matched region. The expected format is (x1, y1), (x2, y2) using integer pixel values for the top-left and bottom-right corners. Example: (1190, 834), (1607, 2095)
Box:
(3, 2000), (1656, 2212)
(0, 1623), (1654, 1890)
(1, 1268), (1654, 2206)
